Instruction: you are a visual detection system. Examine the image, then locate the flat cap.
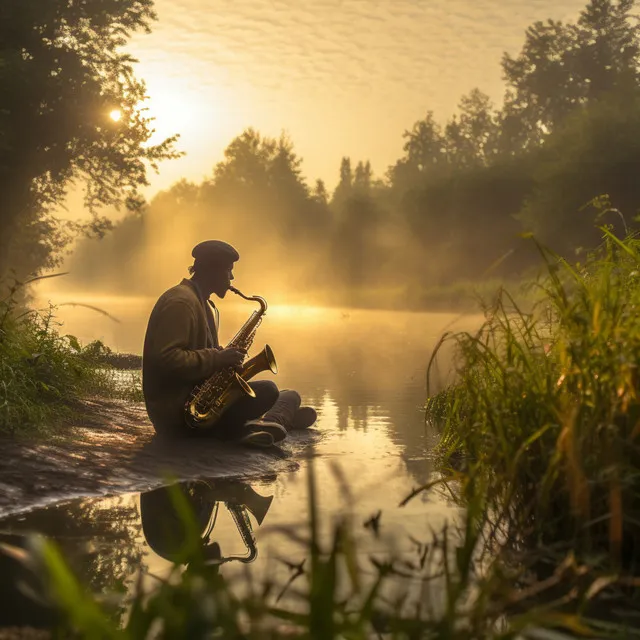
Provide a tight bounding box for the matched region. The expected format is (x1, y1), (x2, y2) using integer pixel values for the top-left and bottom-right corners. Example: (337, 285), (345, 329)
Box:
(191, 240), (239, 264)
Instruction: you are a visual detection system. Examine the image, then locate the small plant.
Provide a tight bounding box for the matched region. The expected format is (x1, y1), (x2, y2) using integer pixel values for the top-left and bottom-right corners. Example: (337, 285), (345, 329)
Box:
(0, 275), (141, 436)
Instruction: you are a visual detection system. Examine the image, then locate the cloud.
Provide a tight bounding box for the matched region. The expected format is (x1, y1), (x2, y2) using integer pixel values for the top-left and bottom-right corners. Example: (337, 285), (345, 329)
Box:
(128, 0), (588, 187)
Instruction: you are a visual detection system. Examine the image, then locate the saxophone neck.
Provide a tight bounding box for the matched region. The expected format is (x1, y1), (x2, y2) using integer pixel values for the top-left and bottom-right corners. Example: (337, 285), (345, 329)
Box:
(229, 286), (268, 315)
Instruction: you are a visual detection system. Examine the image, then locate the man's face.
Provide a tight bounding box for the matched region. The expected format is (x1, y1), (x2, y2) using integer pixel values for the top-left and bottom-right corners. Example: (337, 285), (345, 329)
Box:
(208, 263), (235, 298)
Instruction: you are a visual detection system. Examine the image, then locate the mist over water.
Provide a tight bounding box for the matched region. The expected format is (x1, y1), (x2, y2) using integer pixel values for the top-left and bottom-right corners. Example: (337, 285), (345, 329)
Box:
(56, 203), (427, 309)
(32, 285), (482, 478)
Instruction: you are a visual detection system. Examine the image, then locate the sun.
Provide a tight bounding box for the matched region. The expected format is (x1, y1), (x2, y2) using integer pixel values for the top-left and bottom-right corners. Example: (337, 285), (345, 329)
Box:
(109, 109), (122, 122)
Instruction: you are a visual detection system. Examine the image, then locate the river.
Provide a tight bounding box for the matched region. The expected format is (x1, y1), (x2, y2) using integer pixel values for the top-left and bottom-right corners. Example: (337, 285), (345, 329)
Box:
(0, 293), (483, 617)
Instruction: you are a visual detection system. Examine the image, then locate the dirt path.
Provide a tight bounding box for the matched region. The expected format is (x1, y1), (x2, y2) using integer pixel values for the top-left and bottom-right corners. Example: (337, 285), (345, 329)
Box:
(0, 398), (319, 517)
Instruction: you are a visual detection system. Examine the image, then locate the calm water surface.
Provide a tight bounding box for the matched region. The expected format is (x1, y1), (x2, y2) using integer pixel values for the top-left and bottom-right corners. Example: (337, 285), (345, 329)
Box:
(1, 293), (482, 608)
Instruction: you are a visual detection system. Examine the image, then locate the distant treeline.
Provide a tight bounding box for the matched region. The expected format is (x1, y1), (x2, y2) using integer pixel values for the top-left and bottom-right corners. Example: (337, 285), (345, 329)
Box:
(3, 1), (640, 307)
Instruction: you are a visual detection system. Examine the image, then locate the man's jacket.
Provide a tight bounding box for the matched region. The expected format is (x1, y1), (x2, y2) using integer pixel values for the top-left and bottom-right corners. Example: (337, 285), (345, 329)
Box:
(142, 279), (222, 435)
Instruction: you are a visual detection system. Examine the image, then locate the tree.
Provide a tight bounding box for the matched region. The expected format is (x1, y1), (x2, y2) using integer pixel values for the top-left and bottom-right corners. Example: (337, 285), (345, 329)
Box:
(518, 92), (640, 254)
(455, 89), (500, 165)
(0, 0), (180, 278)
(501, 0), (640, 146)
(207, 129), (311, 230)
(501, 19), (579, 143)
(354, 160), (372, 190)
(330, 193), (380, 290)
(312, 179), (329, 206)
(387, 113), (447, 192)
(269, 134), (309, 205)
(575, 0), (640, 99)
(331, 157), (353, 207)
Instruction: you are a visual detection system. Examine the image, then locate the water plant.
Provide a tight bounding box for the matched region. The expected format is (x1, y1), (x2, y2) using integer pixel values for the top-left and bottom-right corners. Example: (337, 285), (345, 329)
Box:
(427, 224), (640, 572)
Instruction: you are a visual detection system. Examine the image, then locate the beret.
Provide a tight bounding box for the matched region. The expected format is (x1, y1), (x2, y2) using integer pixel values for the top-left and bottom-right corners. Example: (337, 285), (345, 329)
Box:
(191, 240), (239, 264)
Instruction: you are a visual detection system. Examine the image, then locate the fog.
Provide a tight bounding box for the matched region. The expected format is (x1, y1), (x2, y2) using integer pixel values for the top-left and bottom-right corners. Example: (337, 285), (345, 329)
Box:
(52, 131), (526, 313)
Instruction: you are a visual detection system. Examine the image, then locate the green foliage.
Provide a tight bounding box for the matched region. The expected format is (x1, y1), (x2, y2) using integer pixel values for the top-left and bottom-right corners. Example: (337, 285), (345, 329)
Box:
(518, 96), (640, 254)
(0, 277), (140, 435)
(386, 0), (640, 285)
(427, 227), (640, 565)
(502, 0), (640, 141)
(0, 0), (181, 278)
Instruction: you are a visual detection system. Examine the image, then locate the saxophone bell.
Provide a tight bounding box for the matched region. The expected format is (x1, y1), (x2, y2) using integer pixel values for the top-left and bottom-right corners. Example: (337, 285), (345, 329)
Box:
(241, 344), (278, 379)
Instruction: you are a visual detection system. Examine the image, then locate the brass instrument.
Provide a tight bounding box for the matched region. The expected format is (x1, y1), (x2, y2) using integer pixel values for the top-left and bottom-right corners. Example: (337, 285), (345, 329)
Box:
(185, 286), (278, 430)
(140, 480), (273, 567)
(207, 490), (273, 565)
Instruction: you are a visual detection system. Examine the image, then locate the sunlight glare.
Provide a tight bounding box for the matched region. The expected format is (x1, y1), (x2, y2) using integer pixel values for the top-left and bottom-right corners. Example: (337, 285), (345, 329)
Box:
(137, 72), (236, 149)
(109, 109), (122, 122)
(143, 86), (200, 143)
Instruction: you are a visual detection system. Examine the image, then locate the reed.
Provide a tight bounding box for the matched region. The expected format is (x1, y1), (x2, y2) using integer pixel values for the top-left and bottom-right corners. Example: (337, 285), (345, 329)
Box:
(427, 226), (640, 567)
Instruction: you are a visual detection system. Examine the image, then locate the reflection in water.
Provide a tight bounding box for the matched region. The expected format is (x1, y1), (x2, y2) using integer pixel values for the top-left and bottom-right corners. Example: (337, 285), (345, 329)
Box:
(0, 496), (142, 596)
(0, 479), (276, 627)
(0, 533), (57, 628)
(140, 479), (273, 569)
(0, 469), (461, 627)
(0, 495), (143, 628)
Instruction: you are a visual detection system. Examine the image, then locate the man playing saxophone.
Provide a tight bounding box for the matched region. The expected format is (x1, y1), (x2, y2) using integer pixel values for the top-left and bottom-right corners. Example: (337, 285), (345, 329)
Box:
(142, 240), (317, 447)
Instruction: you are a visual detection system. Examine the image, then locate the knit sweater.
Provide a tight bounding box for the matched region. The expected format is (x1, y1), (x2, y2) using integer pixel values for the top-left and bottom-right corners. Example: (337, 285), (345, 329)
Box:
(142, 278), (223, 435)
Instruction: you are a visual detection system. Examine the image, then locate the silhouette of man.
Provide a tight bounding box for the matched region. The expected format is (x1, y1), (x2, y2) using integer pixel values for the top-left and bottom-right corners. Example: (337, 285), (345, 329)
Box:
(142, 240), (317, 448)
(139, 479), (273, 569)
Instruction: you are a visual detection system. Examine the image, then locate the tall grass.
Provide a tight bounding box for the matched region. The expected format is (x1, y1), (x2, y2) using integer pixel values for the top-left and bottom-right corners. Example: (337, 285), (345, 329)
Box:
(0, 277), (141, 436)
(427, 227), (640, 568)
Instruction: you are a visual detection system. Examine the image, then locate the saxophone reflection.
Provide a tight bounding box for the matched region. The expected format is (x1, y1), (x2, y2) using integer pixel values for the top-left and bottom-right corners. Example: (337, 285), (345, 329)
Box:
(139, 479), (273, 568)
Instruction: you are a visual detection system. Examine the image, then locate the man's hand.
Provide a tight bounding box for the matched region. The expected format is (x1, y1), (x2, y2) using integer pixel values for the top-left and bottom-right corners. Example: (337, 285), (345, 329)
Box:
(216, 347), (244, 371)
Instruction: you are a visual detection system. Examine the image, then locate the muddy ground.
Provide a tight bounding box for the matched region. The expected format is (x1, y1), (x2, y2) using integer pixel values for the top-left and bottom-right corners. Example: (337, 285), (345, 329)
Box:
(0, 398), (319, 517)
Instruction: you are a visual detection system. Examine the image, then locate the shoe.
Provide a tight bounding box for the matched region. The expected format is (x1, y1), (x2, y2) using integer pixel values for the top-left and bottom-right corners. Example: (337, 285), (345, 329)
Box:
(292, 406), (317, 430)
(239, 430), (274, 449)
(244, 419), (287, 443)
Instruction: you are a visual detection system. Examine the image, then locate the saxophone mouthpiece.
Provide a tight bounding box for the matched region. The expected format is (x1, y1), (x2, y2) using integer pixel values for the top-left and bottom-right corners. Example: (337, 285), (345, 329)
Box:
(229, 286), (266, 310)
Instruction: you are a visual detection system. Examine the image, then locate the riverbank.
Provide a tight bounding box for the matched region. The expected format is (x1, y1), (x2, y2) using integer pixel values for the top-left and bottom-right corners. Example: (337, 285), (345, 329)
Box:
(0, 395), (318, 517)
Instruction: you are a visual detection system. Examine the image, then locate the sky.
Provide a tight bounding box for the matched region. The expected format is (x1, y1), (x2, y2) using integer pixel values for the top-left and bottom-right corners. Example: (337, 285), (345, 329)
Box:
(125, 0), (589, 196)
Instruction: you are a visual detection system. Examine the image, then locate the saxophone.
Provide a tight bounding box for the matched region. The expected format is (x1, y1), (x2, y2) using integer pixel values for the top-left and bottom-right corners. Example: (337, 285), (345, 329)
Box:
(184, 286), (278, 430)
(221, 503), (258, 564)
(202, 485), (273, 565)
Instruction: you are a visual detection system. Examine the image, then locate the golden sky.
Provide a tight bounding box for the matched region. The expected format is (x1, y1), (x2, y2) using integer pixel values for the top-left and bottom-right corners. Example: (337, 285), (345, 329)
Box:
(128, 0), (588, 194)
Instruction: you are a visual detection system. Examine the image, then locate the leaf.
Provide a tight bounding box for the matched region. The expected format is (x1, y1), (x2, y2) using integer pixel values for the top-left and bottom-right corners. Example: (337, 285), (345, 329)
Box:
(549, 614), (597, 635)
(66, 335), (81, 352)
(585, 575), (618, 601)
